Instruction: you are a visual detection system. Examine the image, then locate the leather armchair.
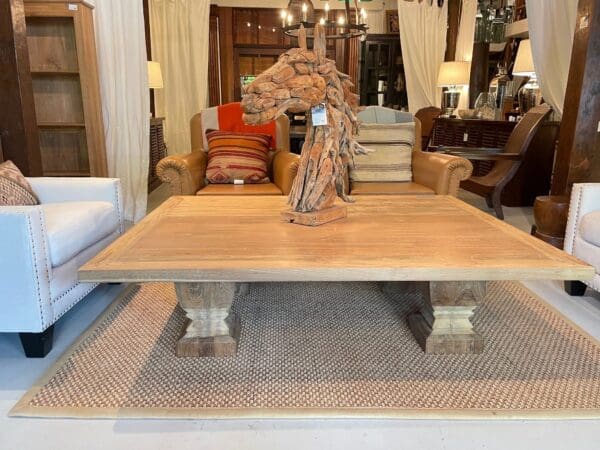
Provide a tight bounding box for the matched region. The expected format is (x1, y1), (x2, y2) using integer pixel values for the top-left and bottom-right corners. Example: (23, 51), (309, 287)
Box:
(157, 103), (300, 196)
(348, 107), (473, 197)
(564, 183), (600, 295)
(0, 178), (124, 357)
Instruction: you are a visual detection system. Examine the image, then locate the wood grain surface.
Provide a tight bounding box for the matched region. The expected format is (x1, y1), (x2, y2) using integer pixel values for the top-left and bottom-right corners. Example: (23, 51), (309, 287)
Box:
(79, 195), (594, 283)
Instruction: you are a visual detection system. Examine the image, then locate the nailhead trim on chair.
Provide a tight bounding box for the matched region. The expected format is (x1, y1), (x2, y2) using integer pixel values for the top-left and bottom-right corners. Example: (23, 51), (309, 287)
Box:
(51, 283), (99, 323)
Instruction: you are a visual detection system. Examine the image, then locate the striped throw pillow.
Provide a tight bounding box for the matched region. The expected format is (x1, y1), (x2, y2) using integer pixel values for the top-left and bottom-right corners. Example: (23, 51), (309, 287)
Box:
(351, 122), (414, 183)
(206, 131), (271, 184)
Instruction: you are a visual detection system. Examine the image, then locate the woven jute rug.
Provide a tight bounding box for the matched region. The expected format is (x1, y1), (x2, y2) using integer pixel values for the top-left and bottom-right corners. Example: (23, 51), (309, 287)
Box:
(10, 281), (600, 420)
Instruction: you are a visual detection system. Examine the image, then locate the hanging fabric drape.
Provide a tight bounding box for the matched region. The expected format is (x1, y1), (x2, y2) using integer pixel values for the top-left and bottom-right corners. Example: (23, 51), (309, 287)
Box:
(454, 0), (477, 110)
(526, 0), (578, 117)
(397, 0), (448, 112)
(150, 0), (210, 155)
(93, 0), (150, 223)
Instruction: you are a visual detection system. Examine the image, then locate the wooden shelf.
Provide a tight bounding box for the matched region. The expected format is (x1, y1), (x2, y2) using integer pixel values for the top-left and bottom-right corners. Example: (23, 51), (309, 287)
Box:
(505, 19), (528, 39)
(38, 122), (85, 128)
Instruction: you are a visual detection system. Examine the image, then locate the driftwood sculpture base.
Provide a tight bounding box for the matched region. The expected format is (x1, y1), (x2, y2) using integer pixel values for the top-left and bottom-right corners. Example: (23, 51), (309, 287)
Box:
(281, 205), (347, 226)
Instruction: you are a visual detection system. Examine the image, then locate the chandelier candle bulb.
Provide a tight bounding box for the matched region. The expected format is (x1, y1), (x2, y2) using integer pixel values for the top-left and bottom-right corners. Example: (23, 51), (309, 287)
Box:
(302, 3), (307, 22)
(288, 14), (293, 26)
(325, 2), (330, 13)
(319, 17), (326, 25)
(281, 9), (287, 27)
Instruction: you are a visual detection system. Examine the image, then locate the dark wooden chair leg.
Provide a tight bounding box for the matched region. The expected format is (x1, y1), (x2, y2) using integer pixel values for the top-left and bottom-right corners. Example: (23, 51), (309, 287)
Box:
(491, 191), (504, 220)
(19, 325), (54, 358)
(565, 280), (588, 297)
(485, 195), (493, 209)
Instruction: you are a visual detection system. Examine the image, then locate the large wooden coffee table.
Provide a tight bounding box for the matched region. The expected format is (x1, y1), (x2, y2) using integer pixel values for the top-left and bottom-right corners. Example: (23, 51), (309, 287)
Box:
(79, 195), (593, 356)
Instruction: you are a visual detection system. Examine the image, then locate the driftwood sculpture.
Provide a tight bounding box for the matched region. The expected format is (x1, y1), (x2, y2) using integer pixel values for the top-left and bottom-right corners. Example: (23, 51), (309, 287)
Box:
(242, 25), (369, 225)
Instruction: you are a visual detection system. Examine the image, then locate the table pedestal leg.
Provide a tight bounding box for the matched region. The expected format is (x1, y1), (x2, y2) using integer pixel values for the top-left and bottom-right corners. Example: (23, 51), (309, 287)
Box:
(174, 282), (241, 357)
(407, 281), (486, 354)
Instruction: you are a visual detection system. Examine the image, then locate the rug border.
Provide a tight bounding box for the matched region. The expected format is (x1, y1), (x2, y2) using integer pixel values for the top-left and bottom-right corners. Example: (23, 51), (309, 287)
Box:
(9, 281), (600, 421)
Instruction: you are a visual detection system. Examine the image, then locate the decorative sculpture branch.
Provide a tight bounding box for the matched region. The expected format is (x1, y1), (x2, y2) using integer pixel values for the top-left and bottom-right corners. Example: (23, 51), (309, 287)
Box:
(242, 25), (369, 225)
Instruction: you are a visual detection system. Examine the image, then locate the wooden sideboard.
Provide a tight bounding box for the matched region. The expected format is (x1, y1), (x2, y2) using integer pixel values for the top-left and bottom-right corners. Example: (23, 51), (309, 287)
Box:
(149, 117), (167, 192)
(430, 118), (560, 207)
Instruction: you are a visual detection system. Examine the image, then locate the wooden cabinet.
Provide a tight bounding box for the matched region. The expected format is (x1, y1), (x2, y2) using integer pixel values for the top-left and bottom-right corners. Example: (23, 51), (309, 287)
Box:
(24, 0), (107, 177)
(431, 118), (559, 206)
(359, 34), (407, 110)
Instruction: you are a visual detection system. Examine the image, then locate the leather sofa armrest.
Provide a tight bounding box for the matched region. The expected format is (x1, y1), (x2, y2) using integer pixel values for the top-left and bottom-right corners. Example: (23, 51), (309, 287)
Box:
(412, 151), (473, 196)
(156, 150), (207, 196)
(272, 151), (300, 195)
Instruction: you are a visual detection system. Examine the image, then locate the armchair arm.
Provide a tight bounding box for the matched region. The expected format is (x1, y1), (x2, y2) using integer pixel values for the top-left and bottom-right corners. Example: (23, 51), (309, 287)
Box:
(156, 150), (207, 195)
(0, 207), (52, 332)
(439, 146), (521, 161)
(412, 151), (473, 196)
(272, 151), (300, 195)
(27, 178), (124, 233)
(565, 183), (600, 253)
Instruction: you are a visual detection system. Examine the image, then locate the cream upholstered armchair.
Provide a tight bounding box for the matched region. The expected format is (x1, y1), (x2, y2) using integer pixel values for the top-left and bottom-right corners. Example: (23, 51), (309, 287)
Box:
(0, 177), (124, 357)
(564, 183), (600, 296)
(347, 106), (473, 196)
(157, 102), (300, 196)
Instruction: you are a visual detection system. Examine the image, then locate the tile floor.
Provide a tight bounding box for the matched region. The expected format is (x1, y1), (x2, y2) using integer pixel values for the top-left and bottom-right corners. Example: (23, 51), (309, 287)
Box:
(1, 188), (599, 450)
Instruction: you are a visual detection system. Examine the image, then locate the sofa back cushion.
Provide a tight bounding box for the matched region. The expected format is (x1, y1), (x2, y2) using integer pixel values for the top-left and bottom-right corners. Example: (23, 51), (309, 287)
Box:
(350, 122), (414, 183)
(205, 130), (271, 184)
(0, 160), (39, 206)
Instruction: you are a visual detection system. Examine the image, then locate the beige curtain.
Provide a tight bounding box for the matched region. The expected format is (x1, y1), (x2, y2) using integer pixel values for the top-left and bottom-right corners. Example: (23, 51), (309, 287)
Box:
(526, 0), (578, 118)
(150, 0), (210, 155)
(454, 0), (477, 110)
(93, 0), (150, 222)
(397, 0), (448, 112)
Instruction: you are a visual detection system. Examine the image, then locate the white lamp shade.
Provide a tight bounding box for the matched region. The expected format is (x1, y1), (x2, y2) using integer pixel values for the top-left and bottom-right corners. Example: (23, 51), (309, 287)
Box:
(147, 61), (164, 89)
(437, 61), (471, 87)
(513, 39), (536, 77)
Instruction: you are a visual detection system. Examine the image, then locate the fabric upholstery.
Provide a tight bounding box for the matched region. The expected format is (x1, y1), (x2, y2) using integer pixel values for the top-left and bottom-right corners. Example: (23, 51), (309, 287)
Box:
(357, 106), (414, 124)
(580, 212), (600, 247)
(205, 131), (271, 184)
(352, 123), (414, 183)
(43, 201), (119, 268)
(565, 183), (600, 292)
(196, 183), (282, 196)
(0, 178), (123, 334)
(0, 161), (39, 206)
(350, 182), (434, 195)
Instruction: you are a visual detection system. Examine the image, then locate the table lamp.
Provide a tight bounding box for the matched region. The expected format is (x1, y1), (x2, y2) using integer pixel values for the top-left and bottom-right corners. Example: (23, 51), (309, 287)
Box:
(147, 61), (163, 119)
(437, 61), (470, 118)
(512, 39), (541, 114)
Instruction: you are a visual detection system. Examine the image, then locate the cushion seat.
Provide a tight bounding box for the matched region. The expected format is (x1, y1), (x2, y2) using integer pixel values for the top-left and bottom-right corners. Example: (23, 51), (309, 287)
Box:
(42, 201), (119, 267)
(196, 183), (283, 196)
(350, 182), (435, 195)
(580, 211), (600, 247)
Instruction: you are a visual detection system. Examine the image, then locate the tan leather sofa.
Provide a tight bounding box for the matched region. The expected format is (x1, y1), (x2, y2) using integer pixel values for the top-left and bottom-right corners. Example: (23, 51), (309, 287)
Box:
(157, 105), (300, 196)
(348, 112), (473, 197)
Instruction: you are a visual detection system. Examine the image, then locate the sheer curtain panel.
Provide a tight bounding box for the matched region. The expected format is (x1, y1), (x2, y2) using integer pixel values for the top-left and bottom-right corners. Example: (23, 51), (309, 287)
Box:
(397, 0), (448, 112)
(526, 0), (578, 117)
(93, 0), (150, 223)
(150, 0), (211, 155)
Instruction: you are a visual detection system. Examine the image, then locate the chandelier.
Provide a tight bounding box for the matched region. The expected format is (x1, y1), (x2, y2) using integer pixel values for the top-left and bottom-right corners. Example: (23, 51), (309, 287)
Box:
(281, 0), (368, 41)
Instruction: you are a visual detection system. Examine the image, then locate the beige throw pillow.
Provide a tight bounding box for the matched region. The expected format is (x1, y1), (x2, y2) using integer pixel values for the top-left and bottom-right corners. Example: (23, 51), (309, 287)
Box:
(0, 161), (39, 206)
(351, 122), (414, 183)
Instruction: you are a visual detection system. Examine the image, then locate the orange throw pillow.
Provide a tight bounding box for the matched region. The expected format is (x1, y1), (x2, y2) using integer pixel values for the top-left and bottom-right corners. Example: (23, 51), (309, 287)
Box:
(205, 131), (271, 184)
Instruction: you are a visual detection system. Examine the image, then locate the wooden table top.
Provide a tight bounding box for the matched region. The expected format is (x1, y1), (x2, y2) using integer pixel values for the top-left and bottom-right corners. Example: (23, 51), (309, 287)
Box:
(79, 195), (594, 283)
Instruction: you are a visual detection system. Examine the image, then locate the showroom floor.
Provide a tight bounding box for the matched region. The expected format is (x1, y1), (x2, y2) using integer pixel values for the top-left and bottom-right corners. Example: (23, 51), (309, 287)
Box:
(1, 189), (599, 450)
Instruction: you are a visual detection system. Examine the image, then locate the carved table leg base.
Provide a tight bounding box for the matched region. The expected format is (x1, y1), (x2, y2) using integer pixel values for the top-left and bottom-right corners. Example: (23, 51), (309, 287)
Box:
(408, 306), (484, 354)
(174, 282), (241, 357)
(176, 314), (241, 357)
(383, 281), (487, 355)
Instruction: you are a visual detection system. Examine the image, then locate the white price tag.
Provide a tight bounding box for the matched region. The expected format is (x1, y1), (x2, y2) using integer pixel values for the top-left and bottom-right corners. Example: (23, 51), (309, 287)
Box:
(311, 104), (328, 126)
(233, 179), (244, 185)
(463, 132), (469, 142)
(68, 3), (78, 11)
